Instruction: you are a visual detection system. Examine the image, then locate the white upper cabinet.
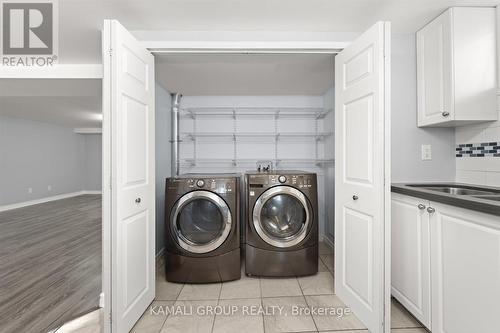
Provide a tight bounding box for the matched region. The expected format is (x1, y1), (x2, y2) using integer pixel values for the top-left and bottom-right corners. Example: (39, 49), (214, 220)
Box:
(417, 7), (497, 127)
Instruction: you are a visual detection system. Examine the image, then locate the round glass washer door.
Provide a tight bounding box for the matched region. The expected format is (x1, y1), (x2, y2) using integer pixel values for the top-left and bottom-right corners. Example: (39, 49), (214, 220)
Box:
(171, 190), (232, 254)
(253, 186), (312, 248)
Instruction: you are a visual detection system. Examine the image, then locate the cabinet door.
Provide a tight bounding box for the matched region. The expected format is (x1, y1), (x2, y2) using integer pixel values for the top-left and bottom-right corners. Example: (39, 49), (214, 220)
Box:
(417, 9), (453, 127)
(430, 203), (500, 333)
(391, 193), (431, 328)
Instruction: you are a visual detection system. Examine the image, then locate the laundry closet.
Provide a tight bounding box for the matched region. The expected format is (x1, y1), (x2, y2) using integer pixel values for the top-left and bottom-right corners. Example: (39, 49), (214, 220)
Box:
(155, 53), (336, 247)
(102, 19), (390, 333)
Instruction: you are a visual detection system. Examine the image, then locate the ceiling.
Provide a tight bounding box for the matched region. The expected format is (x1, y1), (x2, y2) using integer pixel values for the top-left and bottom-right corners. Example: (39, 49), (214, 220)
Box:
(155, 54), (335, 95)
(57, 0), (498, 64)
(0, 79), (102, 128)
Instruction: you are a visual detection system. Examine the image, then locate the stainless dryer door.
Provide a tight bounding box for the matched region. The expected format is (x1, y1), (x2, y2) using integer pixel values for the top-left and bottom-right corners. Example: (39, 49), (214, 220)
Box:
(253, 186), (312, 248)
(171, 190), (232, 254)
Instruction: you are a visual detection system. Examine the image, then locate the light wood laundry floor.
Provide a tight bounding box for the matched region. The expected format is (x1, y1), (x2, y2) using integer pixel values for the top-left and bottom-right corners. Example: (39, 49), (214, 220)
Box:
(0, 195), (102, 333)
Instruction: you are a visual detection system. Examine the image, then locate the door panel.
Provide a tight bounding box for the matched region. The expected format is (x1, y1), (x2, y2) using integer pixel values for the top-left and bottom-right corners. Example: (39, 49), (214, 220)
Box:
(391, 194), (431, 328)
(344, 94), (373, 184)
(335, 22), (390, 333)
(343, 207), (373, 306)
(104, 19), (155, 333)
(123, 96), (148, 184)
(430, 203), (500, 333)
(417, 10), (453, 126)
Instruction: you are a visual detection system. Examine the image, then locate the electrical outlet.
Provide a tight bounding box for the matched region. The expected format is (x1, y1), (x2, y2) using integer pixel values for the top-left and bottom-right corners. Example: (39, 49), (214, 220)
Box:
(421, 144), (432, 161)
(48, 185), (52, 191)
(28, 187), (33, 194)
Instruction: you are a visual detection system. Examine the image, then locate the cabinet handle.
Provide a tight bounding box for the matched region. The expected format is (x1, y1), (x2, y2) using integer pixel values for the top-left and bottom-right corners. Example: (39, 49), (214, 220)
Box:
(441, 111), (450, 117)
(352, 195), (359, 201)
(135, 198), (141, 204)
(427, 207), (435, 213)
(418, 204), (426, 210)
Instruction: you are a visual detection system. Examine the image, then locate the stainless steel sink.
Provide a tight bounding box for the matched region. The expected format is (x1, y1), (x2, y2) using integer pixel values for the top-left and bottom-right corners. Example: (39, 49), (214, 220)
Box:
(472, 195), (500, 202)
(407, 184), (499, 196)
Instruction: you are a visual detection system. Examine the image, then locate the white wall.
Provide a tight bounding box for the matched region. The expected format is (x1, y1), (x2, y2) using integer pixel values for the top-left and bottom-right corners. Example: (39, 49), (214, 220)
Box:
(155, 83), (172, 254)
(179, 94), (332, 241)
(84, 134), (102, 191)
(391, 33), (456, 183)
(0, 116), (102, 206)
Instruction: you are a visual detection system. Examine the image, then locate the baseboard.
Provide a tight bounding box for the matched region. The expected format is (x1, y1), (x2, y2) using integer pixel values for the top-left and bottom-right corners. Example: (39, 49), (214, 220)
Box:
(156, 247), (165, 261)
(82, 190), (102, 195)
(320, 234), (334, 250)
(99, 292), (105, 308)
(0, 190), (101, 212)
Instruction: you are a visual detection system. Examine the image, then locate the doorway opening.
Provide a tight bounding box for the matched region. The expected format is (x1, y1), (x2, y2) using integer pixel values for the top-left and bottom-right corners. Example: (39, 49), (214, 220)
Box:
(134, 52), (347, 332)
(0, 78), (103, 333)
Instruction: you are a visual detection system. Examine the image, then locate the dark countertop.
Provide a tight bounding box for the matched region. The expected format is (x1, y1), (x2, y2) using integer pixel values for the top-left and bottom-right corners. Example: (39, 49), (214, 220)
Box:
(391, 182), (500, 217)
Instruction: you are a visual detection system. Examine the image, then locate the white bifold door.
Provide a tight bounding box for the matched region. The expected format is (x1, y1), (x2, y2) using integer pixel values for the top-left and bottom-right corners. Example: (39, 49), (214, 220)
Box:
(335, 22), (391, 333)
(103, 20), (156, 332)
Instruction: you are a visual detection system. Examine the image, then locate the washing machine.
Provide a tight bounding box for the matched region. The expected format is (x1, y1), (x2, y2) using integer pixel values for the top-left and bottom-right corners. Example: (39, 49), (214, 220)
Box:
(245, 171), (318, 277)
(165, 174), (241, 283)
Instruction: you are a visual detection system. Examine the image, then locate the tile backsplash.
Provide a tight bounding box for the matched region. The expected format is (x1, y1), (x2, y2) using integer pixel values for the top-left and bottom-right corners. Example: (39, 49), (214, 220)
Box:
(455, 116), (500, 186)
(456, 142), (500, 157)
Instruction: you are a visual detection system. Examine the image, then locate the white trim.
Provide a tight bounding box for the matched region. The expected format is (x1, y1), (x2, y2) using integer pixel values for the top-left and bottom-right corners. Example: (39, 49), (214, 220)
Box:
(156, 247), (165, 259)
(383, 21), (392, 333)
(146, 43), (346, 54)
(0, 64), (103, 79)
(0, 190), (101, 212)
(82, 190), (103, 195)
(99, 292), (105, 308)
(319, 233), (334, 250)
(101, 19), (112, 333)
(74, 128), (103, 134)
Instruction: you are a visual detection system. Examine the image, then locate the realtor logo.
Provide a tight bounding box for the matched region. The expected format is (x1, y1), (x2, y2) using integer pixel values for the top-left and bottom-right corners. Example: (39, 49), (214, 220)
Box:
(1, 0), (58, 66)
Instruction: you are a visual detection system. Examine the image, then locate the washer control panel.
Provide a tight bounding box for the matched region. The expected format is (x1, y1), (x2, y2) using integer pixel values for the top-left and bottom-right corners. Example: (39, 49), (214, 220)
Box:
(248, 173), (315, 189)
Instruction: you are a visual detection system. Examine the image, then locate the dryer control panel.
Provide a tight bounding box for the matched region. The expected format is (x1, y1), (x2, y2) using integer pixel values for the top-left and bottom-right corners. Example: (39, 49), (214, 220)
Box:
(167, 176), (236, 194)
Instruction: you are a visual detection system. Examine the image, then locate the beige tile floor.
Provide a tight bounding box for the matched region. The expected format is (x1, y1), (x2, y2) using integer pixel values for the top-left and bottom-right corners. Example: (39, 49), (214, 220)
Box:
(55, 242), (427, 333)
(131, 242), (428, 333)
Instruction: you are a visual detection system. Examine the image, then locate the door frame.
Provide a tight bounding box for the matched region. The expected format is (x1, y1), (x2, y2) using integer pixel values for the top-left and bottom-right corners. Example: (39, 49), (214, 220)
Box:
(102, 34), (391, 333)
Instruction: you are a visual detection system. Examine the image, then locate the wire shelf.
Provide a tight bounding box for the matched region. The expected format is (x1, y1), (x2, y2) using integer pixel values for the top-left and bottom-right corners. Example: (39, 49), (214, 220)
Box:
(180, 107), (333, 119)
(180, 132), (334, 141)
(179, 158), (334, 167)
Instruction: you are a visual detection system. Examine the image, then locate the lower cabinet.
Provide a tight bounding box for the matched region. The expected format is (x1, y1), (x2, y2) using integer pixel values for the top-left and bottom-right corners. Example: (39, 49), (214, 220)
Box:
(392, 194), (500, 333)
(391, 193), (431, 328)
(429, 203), (500, 333)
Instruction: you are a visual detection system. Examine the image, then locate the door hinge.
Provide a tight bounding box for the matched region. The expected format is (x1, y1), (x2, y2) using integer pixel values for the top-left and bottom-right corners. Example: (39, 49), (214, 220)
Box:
(109, 177), (112, 190)
(109, 48), (113, 57)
